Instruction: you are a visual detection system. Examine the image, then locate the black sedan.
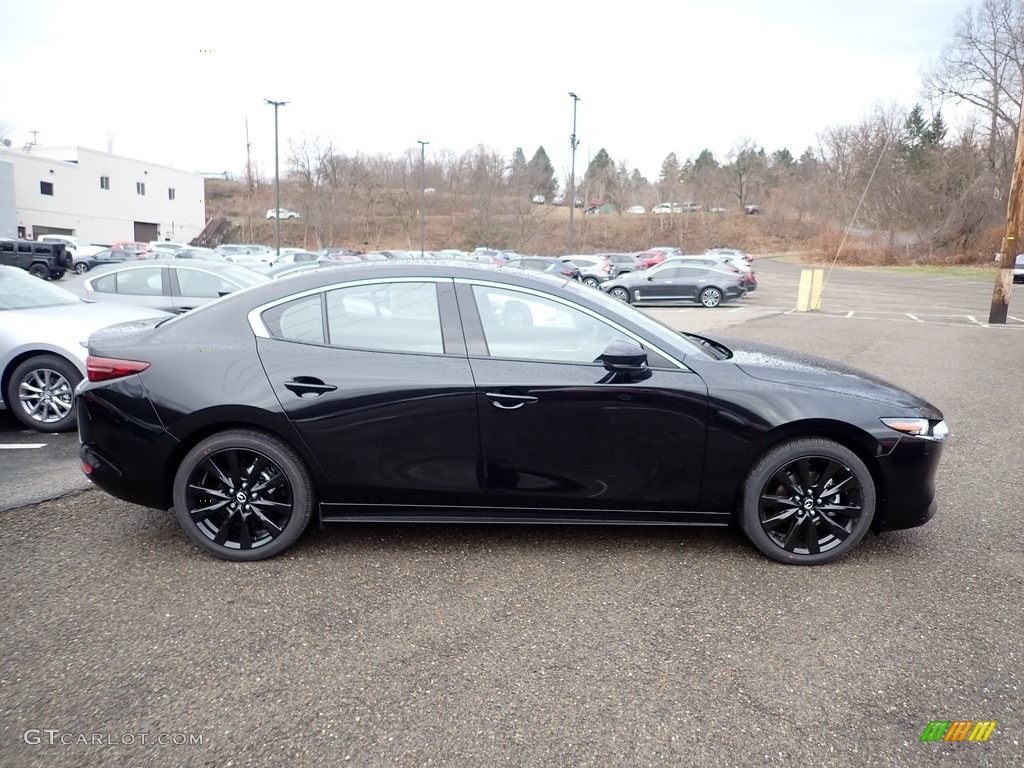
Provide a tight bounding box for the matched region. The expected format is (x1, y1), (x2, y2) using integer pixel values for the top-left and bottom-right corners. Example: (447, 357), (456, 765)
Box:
(77, 262), (947, 565)
(506, 257), (582, 281)
(601, 263), (747, 307)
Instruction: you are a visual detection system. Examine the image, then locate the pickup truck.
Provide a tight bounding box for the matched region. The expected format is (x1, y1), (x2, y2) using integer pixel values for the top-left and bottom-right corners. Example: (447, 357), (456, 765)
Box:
(0, 239), (69, 279)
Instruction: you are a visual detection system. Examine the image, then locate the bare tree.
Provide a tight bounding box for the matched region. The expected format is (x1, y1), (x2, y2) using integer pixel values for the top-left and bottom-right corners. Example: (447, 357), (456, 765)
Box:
(925, 0), (1024, 171)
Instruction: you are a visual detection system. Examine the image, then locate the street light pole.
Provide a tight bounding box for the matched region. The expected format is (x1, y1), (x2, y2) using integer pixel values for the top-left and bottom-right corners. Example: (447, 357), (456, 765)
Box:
(264, 99), (288, 258)
(417, 140), (430, 257)
(568, 92), (581, 254)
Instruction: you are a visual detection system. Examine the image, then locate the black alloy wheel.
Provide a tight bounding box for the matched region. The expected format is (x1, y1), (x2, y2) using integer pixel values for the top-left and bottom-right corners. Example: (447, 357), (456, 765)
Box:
(699, 287), (723, 307)
(6, 354), (82, 432)
(173, 431), (314, 561)
(28, 263), (49, 279)
(740, 438), (875, 565)
(609, 286), (630, 302)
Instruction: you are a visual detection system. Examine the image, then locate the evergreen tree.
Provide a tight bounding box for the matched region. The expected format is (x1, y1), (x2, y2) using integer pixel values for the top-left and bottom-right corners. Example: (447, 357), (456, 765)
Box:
(694, 149), (718, 173)
(659, 152), (681, 185)
(525, 146), (557, 198)
(509, 147), (527, 187)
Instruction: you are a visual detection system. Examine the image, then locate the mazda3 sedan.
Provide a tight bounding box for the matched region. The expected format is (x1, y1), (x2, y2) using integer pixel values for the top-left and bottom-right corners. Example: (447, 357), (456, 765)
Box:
(76, 262), (947, 565)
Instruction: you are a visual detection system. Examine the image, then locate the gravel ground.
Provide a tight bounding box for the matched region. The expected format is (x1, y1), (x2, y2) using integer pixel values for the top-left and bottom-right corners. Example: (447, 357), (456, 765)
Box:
(0, 308), (1021, 767)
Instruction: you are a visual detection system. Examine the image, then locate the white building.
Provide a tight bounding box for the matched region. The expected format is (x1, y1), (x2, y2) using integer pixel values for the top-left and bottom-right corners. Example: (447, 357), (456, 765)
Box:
(0, 145), (206, 245)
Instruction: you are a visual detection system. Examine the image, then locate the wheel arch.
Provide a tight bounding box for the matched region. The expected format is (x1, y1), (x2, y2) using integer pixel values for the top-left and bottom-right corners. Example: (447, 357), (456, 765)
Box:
(159, 413), (325, 508)
(1, 349), (85, 410)
(728, 418), (888, 526)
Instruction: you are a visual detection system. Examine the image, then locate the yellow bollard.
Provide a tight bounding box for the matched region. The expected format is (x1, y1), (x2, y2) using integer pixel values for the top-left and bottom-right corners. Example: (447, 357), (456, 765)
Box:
(796, 269), (824, 312)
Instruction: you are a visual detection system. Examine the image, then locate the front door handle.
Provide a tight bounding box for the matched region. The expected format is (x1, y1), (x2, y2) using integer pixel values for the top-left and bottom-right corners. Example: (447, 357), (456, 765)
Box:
(285, 377), (338, 397)
(485, 392), (539, 410)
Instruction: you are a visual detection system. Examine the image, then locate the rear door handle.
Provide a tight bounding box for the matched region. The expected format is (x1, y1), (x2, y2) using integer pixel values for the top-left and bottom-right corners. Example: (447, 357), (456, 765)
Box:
(485, 392), (539, 410)
(285, 377), (338, 397)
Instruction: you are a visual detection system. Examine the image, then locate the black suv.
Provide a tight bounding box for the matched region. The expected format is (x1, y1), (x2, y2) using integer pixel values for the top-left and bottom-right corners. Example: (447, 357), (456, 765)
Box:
(0, 239), (70, 279)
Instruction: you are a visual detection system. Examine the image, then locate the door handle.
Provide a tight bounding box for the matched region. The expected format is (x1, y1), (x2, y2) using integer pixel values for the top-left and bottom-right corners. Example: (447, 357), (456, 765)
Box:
(285, 377), (338, 397)
(485, 392), (538, 410)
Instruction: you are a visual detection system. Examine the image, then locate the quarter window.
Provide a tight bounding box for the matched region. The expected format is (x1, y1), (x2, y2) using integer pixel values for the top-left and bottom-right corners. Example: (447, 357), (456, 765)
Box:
(471, 285), (629, 363)
(92, 268), (163, 296)
(176, 269), (237, 298)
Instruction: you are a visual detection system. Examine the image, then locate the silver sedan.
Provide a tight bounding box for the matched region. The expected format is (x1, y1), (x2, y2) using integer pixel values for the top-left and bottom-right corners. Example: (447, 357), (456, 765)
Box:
(0, 266), (169, 432)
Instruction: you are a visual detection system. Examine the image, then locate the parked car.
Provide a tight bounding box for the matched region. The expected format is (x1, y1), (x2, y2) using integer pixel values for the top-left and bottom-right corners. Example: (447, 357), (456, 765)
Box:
(598, 252), (643, 277)
(70, 259), (269, 314)
(0, 265), (169, 432)
(37, 235), (103, 258)
(111, 241), (156, 255)
(634, 247), (682, 270)
(215, 244), (257, 260)
(76, 261), (947, 565)
(506, 257), (581, 281)
(271, 251), (323, 266)
(744, 204), (763, 215)
(266, 209), (301, 220)
(652, 203), (684, 214)
(70, 252), (97, 274)
(666, 256), (757, 292)
(0, 239), (68, 279)
(564, 255), (616, 287)
(601, 262), (747, 307)
(705, 247), (754, 262)
(149, 241), (191, 254)
(626, 205), (646, 214)
(1015, 254), (1024, 284)
(532, 195), (546, 204)
(88, 248), (148, 267)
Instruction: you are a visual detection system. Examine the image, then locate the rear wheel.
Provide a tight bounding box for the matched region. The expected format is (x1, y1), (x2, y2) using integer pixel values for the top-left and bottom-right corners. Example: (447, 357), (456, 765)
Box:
(172, 430), (314, 561)
(740, 438), (875, 565)
(582, 276), (600, 288)
(6, 354), (82, 432)
(74, 262), (91, 274)
(699, 287), (723, 307)
(28, 263), (48, 279)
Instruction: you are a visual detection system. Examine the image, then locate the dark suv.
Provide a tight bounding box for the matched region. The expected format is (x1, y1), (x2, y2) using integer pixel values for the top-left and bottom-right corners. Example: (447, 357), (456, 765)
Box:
(0, 239), (70, 279)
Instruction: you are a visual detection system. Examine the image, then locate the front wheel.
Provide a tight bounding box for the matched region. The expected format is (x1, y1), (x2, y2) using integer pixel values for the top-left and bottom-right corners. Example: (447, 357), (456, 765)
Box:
(699, 287), (723, 307)
(608, 286), (630, 302)
(739, 438), (875, 565)
(74, 262), (91, 274)
(172, 430), (315, 561)
(582, 276), (600, 288)
(6, 354), (82, 432)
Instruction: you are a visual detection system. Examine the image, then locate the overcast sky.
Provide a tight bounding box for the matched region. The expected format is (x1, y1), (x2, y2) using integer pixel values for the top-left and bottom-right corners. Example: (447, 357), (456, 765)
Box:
(0, 0), (973, 185)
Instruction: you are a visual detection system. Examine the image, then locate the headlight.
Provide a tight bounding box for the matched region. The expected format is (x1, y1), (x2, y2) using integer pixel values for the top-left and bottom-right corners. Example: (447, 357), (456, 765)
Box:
(881, 417), (949, 442)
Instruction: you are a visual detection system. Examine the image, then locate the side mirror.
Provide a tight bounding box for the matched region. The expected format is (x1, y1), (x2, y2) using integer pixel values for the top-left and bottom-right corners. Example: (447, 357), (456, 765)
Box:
(600, 339), (650, 377)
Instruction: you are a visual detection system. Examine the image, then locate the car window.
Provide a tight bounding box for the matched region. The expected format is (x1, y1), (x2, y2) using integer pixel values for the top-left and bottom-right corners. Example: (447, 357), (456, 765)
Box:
(324, 282), (444, 354)
(263, 295), (325, 344)
(93, 268), (163, 296)
(472, 285), (630, 364)
(177, 269), (238, 298)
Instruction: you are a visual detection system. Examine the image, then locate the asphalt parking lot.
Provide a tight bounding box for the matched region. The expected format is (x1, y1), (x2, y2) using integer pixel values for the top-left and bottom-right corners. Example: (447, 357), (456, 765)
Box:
(0, 258), (1021, 767)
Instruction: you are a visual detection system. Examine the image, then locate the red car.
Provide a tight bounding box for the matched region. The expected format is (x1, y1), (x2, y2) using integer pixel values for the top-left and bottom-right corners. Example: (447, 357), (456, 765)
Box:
(111, 241), (156, 257)
(634, 247), (681, 270)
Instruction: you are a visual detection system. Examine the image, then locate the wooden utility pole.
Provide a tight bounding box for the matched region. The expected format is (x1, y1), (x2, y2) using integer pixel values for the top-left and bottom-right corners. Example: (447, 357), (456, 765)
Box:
(988, 96), (1024, 324)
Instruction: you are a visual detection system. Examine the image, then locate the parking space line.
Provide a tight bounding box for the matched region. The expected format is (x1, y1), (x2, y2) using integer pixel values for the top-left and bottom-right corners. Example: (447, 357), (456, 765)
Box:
(907, 314), (924, 322)
(0, 444), (47, 449)
(967, 315), (987, 326)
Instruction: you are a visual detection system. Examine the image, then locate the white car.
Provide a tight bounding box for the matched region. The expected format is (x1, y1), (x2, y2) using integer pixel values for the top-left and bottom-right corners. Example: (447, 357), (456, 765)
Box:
(266, 208), (301, 220)
(0, 265), (170, 432)
(532, 195), (546, 204)
(36, 234), (104, 257)
(626, 205), (646, 214)
(652, 203), (684, 214)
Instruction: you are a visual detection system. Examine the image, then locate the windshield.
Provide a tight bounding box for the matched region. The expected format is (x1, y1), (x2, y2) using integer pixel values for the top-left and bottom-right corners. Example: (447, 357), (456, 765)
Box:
(0, 266), (82, 310)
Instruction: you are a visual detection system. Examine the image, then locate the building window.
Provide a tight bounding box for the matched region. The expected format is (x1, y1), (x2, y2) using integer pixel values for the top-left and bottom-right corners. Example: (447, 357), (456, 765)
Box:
(136, 182), (146, 195)
(100, 176), (110, 190)
(40, 181), (54, 196)
(168, 187), (176, 201)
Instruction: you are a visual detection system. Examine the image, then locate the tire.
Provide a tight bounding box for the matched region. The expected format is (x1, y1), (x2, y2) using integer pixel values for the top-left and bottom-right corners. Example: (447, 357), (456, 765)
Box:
(172, 430), (315, 561)
(75, 262), (91, 274)
(699, 287), (723, 307)
(60, 251), (74, 269)
(28, 263), (48, 279)
(582, 276), (600, 288)
(5, 354), (82, 432)
(739, 438), (876, 565)
(609, 286), (631, 303)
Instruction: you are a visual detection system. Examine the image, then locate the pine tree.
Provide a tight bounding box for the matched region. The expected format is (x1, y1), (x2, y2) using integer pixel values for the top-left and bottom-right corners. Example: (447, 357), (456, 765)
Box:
(525, 146), (557, 198)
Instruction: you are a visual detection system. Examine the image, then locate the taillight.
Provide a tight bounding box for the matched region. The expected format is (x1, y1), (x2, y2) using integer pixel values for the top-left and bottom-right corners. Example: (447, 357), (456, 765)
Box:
(87, 356), (151, 382)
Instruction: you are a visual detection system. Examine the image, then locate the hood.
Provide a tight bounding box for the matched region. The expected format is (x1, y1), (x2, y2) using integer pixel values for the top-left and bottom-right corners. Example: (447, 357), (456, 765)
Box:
(711, 336), (928, 408)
